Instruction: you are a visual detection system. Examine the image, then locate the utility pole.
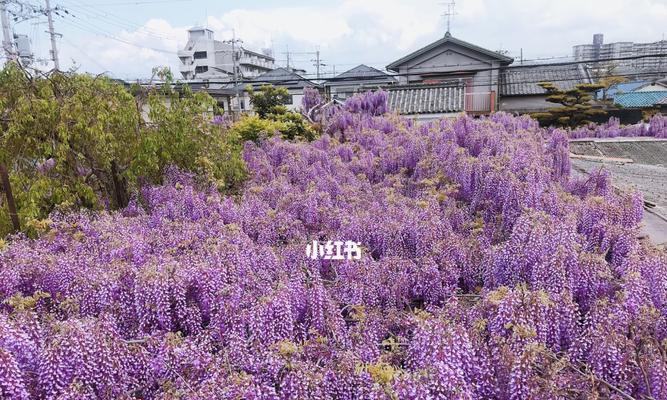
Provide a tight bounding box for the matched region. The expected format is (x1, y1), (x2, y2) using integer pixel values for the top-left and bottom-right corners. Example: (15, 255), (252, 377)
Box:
(45, 0), (60, 70)
(1, 0), (16, 61)
(282, 44), (291, 70)
(311, 50), (326, 80)
(223, 31), (243, 117)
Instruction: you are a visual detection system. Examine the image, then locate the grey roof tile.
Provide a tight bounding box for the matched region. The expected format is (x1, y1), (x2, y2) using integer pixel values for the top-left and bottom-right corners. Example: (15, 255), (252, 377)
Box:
(387, 84), (464, 114)
(614, 91), (667, 108)
(333, 64), (394, 81)
(500, 64), (590, 96)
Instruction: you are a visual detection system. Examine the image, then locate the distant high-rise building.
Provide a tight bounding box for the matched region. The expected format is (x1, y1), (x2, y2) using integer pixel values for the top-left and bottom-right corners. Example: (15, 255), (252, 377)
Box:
(177, 27), (275, 80)
(573, 34), (667, 70)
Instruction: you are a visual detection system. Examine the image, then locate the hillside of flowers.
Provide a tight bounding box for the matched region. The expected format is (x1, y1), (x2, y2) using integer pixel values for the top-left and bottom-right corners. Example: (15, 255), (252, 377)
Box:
(1, 91), (666, 399)
(569, 114), (667, 139)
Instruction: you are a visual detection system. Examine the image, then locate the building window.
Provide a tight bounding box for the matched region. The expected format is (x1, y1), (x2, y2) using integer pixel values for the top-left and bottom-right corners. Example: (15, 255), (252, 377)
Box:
(193, 51), (207, 60)
(282, 94), (293, 105)
(195, 66), (208, 74)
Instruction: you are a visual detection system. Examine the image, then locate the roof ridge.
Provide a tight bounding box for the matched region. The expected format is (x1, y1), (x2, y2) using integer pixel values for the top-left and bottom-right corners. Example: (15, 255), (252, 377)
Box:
(386, 34), (513, 71)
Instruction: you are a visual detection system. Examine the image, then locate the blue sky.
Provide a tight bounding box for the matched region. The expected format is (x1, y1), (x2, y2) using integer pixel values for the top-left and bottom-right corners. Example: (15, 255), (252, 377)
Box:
(5, 0), (667, 79)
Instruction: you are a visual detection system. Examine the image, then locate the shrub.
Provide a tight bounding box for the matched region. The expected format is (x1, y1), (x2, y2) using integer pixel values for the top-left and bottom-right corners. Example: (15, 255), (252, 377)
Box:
(0, 64), (246, 236)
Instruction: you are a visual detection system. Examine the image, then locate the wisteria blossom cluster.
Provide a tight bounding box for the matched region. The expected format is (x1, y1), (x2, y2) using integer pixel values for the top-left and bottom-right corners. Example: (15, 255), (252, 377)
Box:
(568, 114), (667, 139)
(1, 91), (667, 399)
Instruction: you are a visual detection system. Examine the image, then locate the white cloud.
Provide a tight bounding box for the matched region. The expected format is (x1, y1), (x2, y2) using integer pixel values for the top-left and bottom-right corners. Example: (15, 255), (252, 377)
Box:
(54, 0), (667, 78)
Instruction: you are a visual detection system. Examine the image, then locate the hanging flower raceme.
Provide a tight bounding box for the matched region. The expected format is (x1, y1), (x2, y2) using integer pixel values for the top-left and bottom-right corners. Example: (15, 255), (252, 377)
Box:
(0, 92), (663, 399)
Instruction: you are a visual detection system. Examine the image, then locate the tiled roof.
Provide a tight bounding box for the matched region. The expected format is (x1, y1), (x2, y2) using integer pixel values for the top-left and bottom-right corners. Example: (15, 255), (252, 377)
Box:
(387, 85), (464, 114)
(613, 91), (667, 108)
(253, 68), (313, 84)
(242, 68), (317, 90)
(600, 80), (649, 99)
(387, 32), (513, 72)
(332, 64), (394, 81)
(500, 64), (590, 96)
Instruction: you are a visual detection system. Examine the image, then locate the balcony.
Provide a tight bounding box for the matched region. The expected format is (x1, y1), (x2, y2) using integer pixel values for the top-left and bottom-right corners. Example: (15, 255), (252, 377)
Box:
(177, 49), (194, 58)
(238, 57), (273, 70)
(179, 64), (194, 73)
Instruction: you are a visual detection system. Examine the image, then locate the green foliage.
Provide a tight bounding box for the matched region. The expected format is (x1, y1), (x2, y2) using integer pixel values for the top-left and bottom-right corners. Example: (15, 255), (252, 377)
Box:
(0, 63), (246, 237)
(270, 112), (317, 141)
(532, 82), (607, 128)
(132, 67), (246, 191)
(229, 115), (284, 143)
(248, 85), (291, 118)
(0, 64), (141, 235)
(598, 76), (628, 101)
(240, 84), (317, 142)
(229, 112), (317, 144)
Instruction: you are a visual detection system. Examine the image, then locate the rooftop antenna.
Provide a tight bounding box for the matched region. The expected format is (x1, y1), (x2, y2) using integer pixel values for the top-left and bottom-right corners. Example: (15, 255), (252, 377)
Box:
(441, 0), (457, 35)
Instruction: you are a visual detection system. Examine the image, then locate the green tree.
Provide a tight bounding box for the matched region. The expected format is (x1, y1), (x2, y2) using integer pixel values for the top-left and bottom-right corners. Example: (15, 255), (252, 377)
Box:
(532, 82), (607, 128)
(248, 85), (290, 117)
(132, 67), (246, 192)
(0, 64), (141, 235)
(0, 64), (246, 237)
(598, 76), (628, 102)
(241, 84), (317, 142)
(588, 62), (628, 102)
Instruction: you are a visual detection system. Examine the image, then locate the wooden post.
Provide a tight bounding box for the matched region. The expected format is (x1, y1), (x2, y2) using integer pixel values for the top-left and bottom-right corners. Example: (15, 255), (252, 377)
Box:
(0, 163), (19, 232)
(490, 90), (496, 113)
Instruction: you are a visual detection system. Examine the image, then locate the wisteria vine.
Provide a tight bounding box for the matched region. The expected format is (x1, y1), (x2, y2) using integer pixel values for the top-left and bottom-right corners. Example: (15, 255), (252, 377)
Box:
(1, 91), (666, 399)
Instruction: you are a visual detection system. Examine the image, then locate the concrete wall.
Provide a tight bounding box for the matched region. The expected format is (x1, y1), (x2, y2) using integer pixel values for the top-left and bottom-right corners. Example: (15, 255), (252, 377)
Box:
(635, 84), (667, 92)
(404, 112), (462, 123)
(498, 95), (552, 113)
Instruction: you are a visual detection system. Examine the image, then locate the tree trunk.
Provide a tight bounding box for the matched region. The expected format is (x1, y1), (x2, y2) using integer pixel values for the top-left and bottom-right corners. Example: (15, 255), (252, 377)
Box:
(110, 161), (128, 209)
(0, 163), (20, 232)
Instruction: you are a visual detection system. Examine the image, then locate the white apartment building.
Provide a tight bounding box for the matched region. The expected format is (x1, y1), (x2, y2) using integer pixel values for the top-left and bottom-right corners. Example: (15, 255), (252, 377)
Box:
(573, 34), (667, 70)
(177, 27), (274, 80)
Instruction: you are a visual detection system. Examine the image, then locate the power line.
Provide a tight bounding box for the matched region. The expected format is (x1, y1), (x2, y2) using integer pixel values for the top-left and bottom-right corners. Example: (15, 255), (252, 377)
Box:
(189, 70), (667, 92)
(285, 52), (667, 80)
(60, 34), (109, 72)
(61, 0), (181, 41)
(57, 16), (177, 54)
(71, 0), (192, 6)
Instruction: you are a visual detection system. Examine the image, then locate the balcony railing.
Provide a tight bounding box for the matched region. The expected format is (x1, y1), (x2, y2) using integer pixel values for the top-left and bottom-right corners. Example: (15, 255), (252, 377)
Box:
(238, 58), (273, 69)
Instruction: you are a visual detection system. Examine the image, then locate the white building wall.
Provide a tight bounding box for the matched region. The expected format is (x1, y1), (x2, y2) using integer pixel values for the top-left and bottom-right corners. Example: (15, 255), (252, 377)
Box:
(178, 28), (274, 80)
